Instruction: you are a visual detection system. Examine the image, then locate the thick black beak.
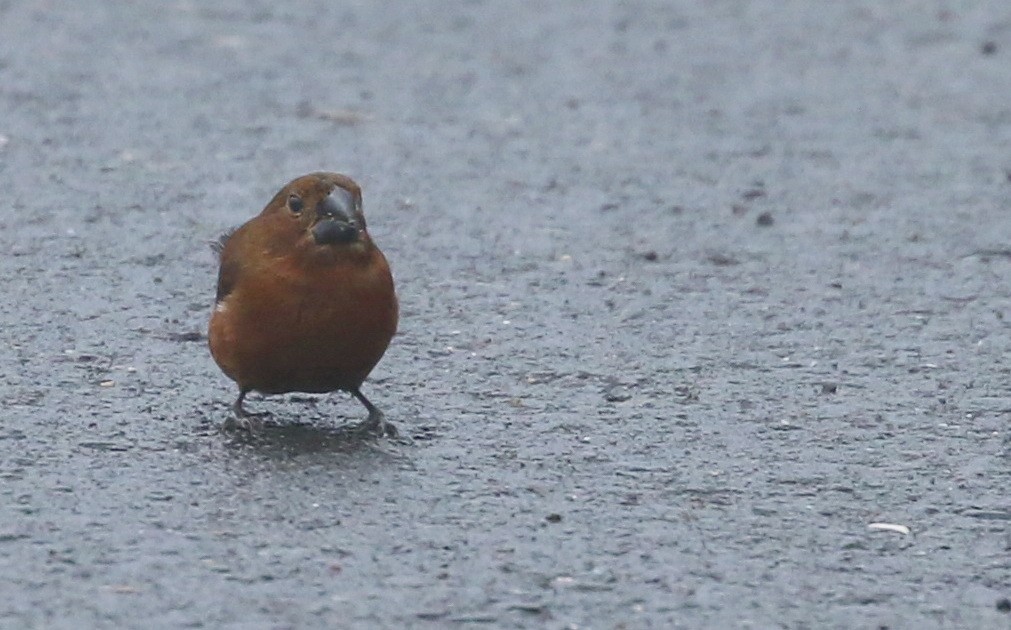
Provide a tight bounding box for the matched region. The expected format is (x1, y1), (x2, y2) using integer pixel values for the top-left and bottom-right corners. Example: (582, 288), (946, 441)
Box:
(311, 188), (360, 245)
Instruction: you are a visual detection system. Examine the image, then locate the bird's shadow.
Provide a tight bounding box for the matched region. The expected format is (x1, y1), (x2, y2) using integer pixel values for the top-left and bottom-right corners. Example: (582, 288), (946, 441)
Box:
(226, 421), (387, 456)
(196, 400), (410, 460)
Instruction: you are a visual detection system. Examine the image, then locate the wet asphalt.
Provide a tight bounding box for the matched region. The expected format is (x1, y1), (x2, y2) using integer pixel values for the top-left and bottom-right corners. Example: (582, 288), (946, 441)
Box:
(1, 2), (1011, 628)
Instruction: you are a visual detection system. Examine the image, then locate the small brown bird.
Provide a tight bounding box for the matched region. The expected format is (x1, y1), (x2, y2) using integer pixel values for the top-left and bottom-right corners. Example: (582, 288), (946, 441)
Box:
(208, 172), (398, 435)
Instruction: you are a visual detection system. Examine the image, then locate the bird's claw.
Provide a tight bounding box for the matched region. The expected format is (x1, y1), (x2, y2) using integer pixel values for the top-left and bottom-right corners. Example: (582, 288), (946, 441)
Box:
(222, 409), (268, 432)
(354, 411), (398, 438)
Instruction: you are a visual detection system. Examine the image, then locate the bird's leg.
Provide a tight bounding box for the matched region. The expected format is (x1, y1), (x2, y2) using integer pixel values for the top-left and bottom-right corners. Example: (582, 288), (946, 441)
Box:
(224, 389), (266, 431)
(351, 388), (397, 437)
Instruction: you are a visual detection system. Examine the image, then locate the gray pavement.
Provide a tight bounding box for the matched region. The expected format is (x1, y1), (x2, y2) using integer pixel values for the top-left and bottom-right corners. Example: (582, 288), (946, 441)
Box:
(1, 1), (1010, 628)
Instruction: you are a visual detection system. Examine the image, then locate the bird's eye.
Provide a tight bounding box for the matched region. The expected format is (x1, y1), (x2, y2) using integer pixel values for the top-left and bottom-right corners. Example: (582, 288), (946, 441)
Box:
(288, 194), (304, 215)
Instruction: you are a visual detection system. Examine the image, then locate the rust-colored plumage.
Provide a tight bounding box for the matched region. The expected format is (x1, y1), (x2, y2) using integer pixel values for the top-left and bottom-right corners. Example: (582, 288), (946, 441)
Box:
(208, 172), (398, 435)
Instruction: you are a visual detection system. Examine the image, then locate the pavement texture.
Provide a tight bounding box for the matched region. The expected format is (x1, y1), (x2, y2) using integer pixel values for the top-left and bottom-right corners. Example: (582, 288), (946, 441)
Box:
(1, 1), (1011, 628)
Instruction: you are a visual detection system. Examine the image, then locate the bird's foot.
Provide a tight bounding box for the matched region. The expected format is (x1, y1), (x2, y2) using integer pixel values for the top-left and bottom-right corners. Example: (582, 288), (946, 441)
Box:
(221, 413), (267, 432)
(354, 410), (398, 438)
(222, 392), (271, 432)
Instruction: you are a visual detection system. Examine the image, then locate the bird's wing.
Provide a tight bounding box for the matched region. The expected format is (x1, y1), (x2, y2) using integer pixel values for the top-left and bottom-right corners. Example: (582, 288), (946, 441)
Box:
(211, 227), (237, 256)
(214, 228), (241, 304)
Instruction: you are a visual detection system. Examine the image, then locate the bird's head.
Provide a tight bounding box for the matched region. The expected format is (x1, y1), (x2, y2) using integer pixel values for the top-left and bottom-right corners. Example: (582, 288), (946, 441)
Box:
(263, 172), (371, 253)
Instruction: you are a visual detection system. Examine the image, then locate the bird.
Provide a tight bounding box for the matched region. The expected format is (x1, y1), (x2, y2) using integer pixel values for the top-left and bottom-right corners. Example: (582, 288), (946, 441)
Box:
(208, 172), (399, 436)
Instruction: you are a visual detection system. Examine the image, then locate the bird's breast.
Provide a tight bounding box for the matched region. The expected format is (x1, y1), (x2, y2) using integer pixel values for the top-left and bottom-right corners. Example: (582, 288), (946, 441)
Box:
(209, 247), (397, 394)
